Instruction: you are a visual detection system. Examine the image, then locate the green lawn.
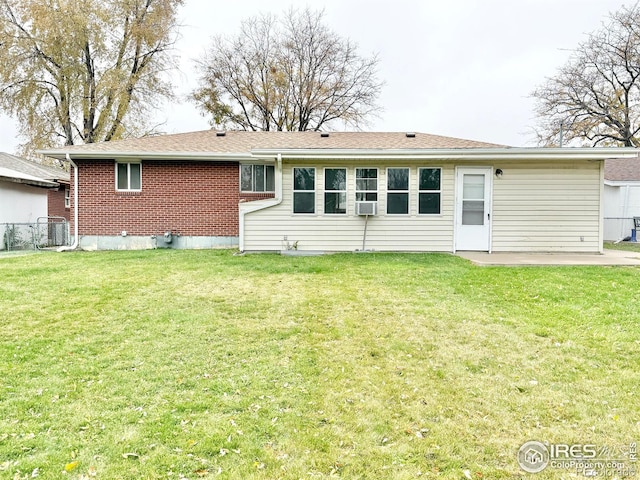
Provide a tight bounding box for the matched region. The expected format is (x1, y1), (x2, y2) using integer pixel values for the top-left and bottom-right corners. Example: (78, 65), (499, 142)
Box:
(605, 240), (640, 252)
(0, 250), (639, 479)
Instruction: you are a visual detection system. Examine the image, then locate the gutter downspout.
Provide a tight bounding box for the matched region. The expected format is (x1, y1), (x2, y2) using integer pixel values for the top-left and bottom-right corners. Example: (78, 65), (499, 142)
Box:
(238, 153), (283, 252)
(58, 153), (79, 251)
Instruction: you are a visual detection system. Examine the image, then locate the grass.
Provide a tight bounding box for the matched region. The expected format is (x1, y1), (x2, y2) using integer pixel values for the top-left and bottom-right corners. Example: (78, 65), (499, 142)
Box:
(0, 250), (639, 479)
(604, 240), (640, 252)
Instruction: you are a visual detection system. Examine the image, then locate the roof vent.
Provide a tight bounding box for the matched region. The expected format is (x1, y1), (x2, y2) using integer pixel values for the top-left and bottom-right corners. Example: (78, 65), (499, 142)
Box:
(320, 132), (330, 138)
(215, 131), (226, 137)
(405, 132), (416, 138)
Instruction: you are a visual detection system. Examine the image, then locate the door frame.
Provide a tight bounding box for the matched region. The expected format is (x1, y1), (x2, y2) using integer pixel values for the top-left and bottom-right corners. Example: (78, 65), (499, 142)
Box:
(453, 166), (493, 253)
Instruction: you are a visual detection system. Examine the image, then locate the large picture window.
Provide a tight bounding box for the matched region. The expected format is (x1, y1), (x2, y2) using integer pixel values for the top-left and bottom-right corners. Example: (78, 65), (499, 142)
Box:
(293, 167), (315, 214)
(387, 168), (409, 214)
(356, 168), (377, 201)
(241, 164), (275, 192)
(324, 168), (346, 214)
(116, 162), (141, 191)
(418, 168), (441, 214)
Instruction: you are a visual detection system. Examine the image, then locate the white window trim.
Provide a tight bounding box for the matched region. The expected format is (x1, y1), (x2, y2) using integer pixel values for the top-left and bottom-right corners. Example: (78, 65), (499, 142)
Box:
(355, 167), (378, 202)
(418, 167), (442, 215)
(115, 160), (142, 192)
(240, 164), (276, 193)
(292, 166), (316, 215)
(64, 187), (70, 208)
(323, 167), (347, 215)
(386, 167), (410, 215)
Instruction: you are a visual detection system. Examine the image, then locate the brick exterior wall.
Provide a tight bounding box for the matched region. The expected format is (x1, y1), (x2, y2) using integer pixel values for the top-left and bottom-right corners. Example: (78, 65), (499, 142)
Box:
(47, 187), (70, 221)
(71, 160), (243, 236)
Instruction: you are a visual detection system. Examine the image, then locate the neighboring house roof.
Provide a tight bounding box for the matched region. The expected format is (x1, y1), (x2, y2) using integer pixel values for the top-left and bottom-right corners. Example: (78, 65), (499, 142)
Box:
(604, 156), (640, 182)
(0, 152), (70, 188)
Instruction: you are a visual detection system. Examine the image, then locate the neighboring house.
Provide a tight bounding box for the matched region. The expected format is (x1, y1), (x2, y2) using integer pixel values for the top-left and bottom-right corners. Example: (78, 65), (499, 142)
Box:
(39, 131), (637, 253)
(0, 152), (70, 249)
(603, 156), (640, 241)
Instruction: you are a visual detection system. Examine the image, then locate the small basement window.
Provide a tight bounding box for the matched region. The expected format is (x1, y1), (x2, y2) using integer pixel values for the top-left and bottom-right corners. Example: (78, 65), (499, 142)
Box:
(241, 164), (275, 192)
(116, 162), (141, 191)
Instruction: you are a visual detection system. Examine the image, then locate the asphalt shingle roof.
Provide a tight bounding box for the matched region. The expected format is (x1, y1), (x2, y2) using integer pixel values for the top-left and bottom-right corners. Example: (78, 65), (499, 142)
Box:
(605, 156), (640, 181)
(51, 130), (507, 156)
(0, 152), (69, 186)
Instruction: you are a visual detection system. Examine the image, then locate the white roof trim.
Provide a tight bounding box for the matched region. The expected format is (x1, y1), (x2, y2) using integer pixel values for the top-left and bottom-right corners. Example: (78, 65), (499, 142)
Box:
(251, 147), (639, 161)
(38, 146), (639, 162)
(36, 150), (254, 161)
(605, 179), (640, 186)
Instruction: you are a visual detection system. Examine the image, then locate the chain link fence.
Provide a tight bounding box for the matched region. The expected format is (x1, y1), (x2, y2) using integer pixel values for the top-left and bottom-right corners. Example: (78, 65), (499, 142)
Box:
(1, 217), (68, 251)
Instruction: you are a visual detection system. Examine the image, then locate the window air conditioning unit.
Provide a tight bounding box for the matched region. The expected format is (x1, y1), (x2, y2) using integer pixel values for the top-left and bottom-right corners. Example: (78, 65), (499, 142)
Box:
(356, 201), (378, 216)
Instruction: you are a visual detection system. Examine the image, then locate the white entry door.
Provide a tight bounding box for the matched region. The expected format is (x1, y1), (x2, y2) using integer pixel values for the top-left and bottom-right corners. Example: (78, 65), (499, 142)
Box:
(455, 167), (492, 251)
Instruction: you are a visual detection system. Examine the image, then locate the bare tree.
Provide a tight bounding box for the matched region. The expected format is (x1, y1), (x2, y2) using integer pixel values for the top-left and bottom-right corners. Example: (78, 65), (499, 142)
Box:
(532, 3), (640, 147)
(0, 0), (182, 151)
(192, 8), (382, 131)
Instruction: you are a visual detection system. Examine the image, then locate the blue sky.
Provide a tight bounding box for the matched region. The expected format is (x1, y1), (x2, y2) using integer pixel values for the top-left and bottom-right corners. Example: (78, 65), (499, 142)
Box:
(0, 0), (629, 153)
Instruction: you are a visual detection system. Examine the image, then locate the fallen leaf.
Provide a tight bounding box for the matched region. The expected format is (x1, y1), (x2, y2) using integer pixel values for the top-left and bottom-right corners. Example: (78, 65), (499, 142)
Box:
(122, 452), (140, 460)
(64, 461), (79, 472)
(194, 469), (208, 477)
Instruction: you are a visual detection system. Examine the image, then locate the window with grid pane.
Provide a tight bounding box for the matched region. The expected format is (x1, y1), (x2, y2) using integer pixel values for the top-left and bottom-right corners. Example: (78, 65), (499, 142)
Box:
(355, 168), (377, 201)
(418, 168), (441, 214)
(387, 168), (409, 214)
(324, 168), (346, 214)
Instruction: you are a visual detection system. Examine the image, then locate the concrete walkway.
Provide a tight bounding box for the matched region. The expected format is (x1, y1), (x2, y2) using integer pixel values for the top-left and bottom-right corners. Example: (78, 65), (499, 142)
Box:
(456, 249), (640, 266)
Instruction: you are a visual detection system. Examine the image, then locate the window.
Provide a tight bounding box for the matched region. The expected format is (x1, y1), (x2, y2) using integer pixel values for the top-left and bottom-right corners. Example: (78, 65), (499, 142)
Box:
(241, 164), (275, 192)
(387, 168), (409, 214)
(356, 168), (377, 201)
(116, 162), (141, 191)
(64, 188), (70, 208)
(293, 167), (315, 214)
(418, 168), (441, 214)
(324, 168), (346, 214)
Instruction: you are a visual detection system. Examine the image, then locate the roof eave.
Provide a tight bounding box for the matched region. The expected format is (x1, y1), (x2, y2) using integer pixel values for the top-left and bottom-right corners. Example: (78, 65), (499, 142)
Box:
(251, 147), (639, 161)
(36, 150), (254, 162)
(0, 175), (59, 188)
(37, 146), (639, 162)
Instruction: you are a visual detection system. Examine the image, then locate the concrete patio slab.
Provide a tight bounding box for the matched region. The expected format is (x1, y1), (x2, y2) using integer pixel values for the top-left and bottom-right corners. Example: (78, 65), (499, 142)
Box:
(456, 249), (640, 266)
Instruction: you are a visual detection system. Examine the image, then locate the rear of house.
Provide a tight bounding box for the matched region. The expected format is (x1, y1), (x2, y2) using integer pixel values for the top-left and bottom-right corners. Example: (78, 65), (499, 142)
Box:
(39, 131), (637, 253)
(242, 158), (604, 253)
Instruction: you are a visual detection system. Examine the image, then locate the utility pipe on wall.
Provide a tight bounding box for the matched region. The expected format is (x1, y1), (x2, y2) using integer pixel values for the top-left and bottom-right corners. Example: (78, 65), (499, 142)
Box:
(58, 153), (79, 251)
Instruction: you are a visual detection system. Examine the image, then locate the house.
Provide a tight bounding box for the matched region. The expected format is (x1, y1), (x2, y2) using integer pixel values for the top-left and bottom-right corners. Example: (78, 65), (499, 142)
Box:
(603, 156), (640, 241)
(0, 152), (70, 249)
(38, 131), (637, 253)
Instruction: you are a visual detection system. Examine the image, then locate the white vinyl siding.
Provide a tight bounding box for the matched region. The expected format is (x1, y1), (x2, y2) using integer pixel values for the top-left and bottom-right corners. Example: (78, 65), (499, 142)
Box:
(243, 160), (603, 253)
(490, 161), (602, 252)
(244, 162), (454, 252)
